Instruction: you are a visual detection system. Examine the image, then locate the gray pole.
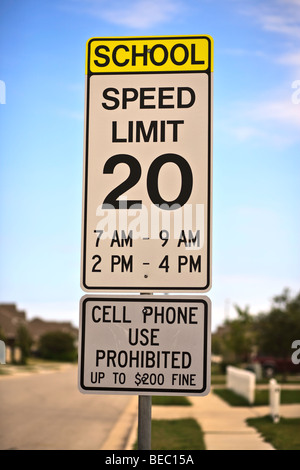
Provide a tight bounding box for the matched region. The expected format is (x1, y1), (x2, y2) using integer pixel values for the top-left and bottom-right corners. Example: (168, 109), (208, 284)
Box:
(138, 395), (152, 450)
(138, 292), (152, 450)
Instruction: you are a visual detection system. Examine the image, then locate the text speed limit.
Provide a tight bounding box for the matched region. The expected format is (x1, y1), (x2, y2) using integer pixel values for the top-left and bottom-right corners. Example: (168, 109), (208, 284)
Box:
(81, 36), (213, 292)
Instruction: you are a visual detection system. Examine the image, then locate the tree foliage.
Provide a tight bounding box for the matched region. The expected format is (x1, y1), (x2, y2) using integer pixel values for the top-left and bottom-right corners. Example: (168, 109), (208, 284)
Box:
(224, 305), (254, 363)
(38, 331), (77, 362)
(255, 289), (300, 358)
(212, 288), (300, 365)
(16, 325), (33, 365)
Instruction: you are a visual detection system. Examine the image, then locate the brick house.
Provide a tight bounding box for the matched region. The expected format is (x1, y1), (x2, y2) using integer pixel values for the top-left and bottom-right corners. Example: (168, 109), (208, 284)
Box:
(0, 303), (78, 363)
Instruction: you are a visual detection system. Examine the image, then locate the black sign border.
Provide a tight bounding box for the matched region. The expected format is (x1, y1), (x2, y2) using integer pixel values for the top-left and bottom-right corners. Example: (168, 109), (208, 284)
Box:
(79, 296), (210, 395)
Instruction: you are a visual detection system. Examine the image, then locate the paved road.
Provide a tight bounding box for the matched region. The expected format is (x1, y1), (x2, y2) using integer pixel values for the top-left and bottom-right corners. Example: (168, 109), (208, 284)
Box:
(0, 365), (131, 450)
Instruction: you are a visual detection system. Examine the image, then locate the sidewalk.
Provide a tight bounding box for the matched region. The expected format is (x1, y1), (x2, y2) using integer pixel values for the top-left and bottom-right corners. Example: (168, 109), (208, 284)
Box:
(101, 388), (300, 451)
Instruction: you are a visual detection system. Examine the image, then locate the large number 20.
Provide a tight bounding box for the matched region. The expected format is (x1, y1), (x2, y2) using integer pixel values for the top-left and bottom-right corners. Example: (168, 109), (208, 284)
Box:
(102, 153), (193, 210)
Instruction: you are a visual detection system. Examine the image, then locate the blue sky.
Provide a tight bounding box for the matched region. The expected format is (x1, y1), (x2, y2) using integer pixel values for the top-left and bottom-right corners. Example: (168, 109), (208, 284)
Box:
(0, 0), (299, 332)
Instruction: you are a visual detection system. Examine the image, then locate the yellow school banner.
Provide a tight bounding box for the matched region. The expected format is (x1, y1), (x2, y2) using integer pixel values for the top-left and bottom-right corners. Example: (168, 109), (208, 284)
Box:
(86, 35), (213, 74)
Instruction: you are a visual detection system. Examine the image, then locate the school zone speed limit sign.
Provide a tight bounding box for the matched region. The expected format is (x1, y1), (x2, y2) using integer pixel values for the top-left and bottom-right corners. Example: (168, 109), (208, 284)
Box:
(81, 35), (213, 292)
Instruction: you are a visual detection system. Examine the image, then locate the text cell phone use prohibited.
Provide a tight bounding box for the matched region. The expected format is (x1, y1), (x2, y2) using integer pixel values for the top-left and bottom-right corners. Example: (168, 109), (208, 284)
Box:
(78, 295), (211, 396)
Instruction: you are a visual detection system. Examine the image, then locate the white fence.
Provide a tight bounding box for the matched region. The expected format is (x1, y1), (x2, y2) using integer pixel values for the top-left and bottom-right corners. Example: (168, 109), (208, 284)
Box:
(226, 367), (281, 421)
(269, 378), (281, 423)
(0, 340), (5, 364)
(226, 366), (256, 404)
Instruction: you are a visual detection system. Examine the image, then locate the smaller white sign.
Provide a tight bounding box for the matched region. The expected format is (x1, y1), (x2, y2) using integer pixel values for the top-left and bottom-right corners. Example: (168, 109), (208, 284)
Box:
(78, 295), (211, 396)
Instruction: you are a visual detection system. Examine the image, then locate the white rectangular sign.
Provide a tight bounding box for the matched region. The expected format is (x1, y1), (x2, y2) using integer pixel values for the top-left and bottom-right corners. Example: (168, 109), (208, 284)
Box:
(78, 295), (211, 396)
(81, 35), (213, 292)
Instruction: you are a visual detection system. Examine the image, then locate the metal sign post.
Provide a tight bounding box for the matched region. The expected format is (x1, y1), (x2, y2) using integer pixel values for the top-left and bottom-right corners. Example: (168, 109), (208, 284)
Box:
(138, 292), (152, 450)
(138, 395), (152, 450)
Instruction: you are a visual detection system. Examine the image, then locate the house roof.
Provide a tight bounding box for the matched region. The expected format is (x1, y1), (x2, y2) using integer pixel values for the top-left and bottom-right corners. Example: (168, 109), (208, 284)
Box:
(28, 317), (78, 342)
(0, 304), (27, 339)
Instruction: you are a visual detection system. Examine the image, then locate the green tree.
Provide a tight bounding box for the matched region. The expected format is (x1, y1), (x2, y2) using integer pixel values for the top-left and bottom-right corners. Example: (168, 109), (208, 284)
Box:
(212, 305), (256, 367)
(255, 288), (300, 360)
(223, 305), (255, 363)
(212, 288), (300, 377)
(16, 325), (32, 365)
(38, 331), (77, 362)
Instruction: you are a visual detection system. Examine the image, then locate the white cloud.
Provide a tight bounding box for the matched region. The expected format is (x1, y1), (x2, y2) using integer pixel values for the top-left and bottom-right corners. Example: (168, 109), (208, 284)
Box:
(261, 13), (300, 37)
(219, 96), (300, 147)
(62, 0), (184, 28)
(241, 0), (300, 38)
(276, 52), (300, 66)
(245, 99), (300, 131)
(101, 0), (183, 28)
(229, 126), (266, 142)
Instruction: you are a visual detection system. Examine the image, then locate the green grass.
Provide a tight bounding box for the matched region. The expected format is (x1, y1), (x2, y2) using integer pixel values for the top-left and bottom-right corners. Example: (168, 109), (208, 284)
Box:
(214, 388), (300, 406)
(247, 416), (300, 450)
(152, 419), (205, 450)
(253, 388), (300, 406)
(134, 419), (206, 450)
(211, 375), (226, 385)
(214, 388), (251, 406)
(210, 369), (300, 385)
(152, 396), (191, 406)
